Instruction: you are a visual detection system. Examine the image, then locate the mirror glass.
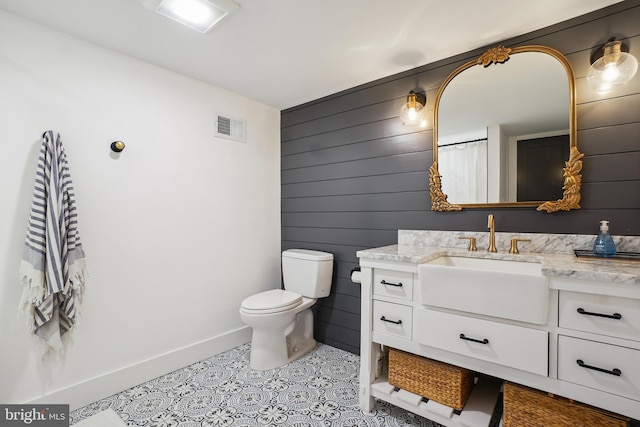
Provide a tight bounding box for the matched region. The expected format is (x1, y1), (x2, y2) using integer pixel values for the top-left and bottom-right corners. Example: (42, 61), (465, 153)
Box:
(432, 46), (580, 211)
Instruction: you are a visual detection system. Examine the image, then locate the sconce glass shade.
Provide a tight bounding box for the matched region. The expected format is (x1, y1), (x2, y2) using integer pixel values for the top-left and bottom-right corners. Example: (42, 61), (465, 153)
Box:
(400, 92), (426, 127)
(587, 40), (638, 93)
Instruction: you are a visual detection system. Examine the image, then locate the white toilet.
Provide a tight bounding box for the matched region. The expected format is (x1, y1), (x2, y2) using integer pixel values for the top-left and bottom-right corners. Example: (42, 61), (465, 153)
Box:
(240, 249), (333, 370)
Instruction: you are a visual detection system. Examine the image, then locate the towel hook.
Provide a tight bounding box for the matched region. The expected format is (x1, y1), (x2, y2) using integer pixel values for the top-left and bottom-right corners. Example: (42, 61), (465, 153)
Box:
(110, 141), (125, 152)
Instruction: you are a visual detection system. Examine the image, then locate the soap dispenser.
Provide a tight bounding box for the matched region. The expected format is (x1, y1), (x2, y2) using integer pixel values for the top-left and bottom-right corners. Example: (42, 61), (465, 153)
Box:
(593, 220), (617, 258)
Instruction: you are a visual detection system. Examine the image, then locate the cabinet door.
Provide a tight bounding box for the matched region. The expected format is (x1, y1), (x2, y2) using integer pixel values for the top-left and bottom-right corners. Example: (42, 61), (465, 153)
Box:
(373, 269), (413, 301)
(558, 335), (640, 402)
(559, 291), (640, 342)
(373, 300), (413, 340)
(414, 308), (548, 376)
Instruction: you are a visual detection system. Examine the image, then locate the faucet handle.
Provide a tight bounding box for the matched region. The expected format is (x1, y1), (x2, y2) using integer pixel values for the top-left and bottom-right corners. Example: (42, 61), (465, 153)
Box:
(509, 238), (532, 254)
(459, 236), (477, 251)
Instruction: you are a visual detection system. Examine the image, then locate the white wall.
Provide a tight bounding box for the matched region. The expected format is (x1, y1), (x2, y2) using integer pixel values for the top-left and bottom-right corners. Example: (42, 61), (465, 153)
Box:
(0, 10), (281, 408)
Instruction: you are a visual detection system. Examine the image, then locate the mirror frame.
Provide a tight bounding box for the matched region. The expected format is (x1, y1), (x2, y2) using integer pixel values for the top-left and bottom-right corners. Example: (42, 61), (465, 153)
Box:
(430, 45), (583, 213)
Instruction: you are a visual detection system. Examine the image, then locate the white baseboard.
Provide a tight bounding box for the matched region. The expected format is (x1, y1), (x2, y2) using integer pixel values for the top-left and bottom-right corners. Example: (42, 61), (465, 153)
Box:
(26, 326), (252, 410)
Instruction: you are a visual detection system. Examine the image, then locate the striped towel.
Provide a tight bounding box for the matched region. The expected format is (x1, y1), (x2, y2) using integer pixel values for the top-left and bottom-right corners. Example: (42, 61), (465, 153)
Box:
(19, 130), (87, 355)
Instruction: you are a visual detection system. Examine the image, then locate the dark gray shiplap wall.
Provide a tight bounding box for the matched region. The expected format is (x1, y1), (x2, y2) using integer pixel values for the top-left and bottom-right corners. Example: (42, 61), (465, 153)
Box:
(281, 1), (640, 355)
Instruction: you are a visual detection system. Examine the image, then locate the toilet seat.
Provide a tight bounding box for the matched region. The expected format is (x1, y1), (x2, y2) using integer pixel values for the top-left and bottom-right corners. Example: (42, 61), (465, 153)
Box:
(241, 289), (302, 314)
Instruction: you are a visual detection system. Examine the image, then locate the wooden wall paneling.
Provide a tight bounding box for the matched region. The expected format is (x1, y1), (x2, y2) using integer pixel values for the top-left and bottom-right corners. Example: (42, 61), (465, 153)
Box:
(582, 152), (640, 182)
(332, 276), (361, 299)
(281, 171), (429, 199)
(578, 122), (640, 155)
(282, 131), (430, 170)
(281, 211), (432, 231)
(281, 98), (404, 142)
(315, 304), (361, 332)
(578, 93), (640, 130)
(281, 226), (397, 249)
(581, 181), (640, 209)
(319, 292), (361, 316)
(281, 192), (431, 214)
(281, 151), (432, 184)
(281, 119), (418, 156)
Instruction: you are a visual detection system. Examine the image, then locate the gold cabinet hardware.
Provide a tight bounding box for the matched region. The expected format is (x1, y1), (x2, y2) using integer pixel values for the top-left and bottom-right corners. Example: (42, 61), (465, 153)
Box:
(111, 141), (125, 152)
(458, 236), (477, 251)
(509, 238), (532, 254)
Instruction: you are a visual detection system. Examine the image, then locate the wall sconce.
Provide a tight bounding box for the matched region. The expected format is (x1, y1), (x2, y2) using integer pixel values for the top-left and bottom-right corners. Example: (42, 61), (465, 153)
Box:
(587, 39), (638, 93)
(399, 91), (427, 127)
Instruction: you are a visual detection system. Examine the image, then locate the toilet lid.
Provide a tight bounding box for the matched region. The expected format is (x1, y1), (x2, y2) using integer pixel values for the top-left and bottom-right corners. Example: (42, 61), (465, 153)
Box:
(241, 289), (302, 313)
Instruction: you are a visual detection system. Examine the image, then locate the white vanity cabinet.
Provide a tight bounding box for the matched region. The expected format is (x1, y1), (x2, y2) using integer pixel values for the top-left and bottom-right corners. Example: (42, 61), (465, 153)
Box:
(358, 257), (640, 426)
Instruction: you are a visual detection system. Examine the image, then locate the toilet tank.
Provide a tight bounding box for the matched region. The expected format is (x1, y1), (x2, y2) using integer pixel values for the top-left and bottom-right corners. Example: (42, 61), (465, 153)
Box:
(282, 249), (333, 298)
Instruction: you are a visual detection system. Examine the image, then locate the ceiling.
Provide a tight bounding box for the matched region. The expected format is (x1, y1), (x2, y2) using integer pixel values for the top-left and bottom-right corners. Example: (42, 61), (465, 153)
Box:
(0, 0), (623, 110)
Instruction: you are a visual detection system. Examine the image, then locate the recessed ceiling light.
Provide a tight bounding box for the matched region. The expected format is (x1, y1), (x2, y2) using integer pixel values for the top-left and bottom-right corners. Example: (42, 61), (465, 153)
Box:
(142, 0), (239, 33)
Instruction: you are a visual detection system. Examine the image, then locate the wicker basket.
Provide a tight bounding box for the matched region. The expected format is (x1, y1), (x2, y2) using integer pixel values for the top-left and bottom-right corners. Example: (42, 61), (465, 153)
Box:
(503, 382), (630, 427)
(387, 348), (474, 410)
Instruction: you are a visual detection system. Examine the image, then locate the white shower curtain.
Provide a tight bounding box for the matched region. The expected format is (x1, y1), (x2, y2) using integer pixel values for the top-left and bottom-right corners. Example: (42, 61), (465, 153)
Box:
(439, 140), (488, 204)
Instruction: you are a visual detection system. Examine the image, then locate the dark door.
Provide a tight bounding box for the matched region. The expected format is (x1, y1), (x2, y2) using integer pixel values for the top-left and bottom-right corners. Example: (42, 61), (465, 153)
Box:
(517, 135), (570, 202)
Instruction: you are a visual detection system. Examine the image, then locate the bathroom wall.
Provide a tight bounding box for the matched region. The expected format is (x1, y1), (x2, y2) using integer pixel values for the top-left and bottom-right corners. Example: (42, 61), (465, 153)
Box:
(0, 10), (281, 407)
(281, 0), (640, 354)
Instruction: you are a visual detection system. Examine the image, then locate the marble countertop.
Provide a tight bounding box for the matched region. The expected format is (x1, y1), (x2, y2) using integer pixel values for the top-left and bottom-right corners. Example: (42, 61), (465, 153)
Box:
(356, 244), (640, 285)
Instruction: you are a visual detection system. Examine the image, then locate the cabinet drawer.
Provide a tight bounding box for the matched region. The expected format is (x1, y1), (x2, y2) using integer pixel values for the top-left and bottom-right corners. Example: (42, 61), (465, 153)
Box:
(559, 291), (640, 342)
(414, 308), (548, 376)
(558, 335), (640, 401)
(373, 269), (414, 301)
(373, 300), (413, 340)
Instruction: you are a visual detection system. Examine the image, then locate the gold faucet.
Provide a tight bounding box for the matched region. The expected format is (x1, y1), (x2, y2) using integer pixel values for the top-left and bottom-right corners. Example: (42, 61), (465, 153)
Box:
(487, 214), (497, 252)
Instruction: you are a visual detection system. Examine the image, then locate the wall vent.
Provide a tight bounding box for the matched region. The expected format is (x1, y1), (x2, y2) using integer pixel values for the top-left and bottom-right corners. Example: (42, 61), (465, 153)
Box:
(215, 114), (246, 142)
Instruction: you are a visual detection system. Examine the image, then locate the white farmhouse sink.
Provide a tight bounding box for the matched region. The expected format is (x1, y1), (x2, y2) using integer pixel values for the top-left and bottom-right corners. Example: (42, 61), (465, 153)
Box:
(418, 256), (549, 325)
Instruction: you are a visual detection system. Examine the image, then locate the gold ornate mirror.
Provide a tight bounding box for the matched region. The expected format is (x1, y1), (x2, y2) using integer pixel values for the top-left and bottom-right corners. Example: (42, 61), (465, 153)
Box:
(430, 45), (582, 213)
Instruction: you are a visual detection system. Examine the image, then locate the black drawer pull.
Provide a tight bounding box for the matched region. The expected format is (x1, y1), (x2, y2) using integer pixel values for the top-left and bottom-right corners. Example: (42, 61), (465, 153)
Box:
(577, 308), (622, 320)
(459, 333), (489, 345)
(576, 359), (621, 376)
(380, 316), (402, 325)
(380, 280), (403, 287)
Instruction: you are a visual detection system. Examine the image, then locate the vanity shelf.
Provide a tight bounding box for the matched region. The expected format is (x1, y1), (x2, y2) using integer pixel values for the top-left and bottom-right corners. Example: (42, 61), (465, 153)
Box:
(370, 376), (503, 427)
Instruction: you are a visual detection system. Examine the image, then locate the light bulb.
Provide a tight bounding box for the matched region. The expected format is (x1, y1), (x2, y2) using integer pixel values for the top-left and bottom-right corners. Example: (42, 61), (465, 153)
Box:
(587, 40), (638, 93)
(399, 92), (426, 127)
(601, 63), (620, 82)
(171, 0), (213, 25)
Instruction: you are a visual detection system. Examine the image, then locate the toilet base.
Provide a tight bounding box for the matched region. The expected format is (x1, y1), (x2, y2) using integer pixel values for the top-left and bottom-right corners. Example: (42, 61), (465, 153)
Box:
(247, 308), (316, 370)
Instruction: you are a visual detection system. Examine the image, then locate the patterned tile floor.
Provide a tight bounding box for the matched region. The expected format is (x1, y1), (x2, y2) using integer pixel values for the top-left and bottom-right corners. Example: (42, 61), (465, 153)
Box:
(70, 343), (478, 426)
